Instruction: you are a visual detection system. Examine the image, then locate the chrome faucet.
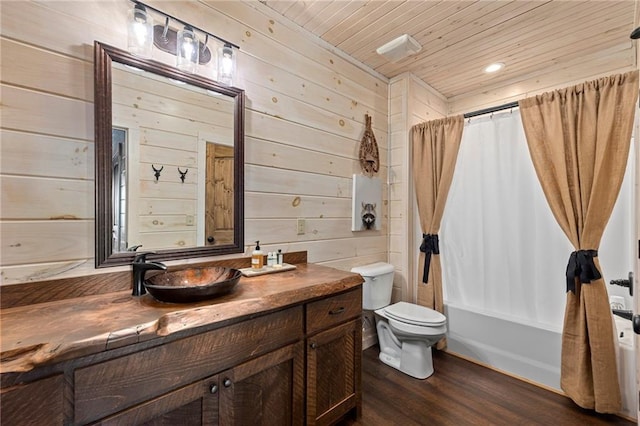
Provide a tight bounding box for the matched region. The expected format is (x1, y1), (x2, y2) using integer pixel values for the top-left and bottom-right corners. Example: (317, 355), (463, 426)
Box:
(132, 253), (167, 296)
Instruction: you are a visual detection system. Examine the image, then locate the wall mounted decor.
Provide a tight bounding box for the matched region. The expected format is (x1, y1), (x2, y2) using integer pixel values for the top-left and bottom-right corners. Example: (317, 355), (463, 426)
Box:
(351, 174), (382, 231)
(152, 164), (163, 181)
(358, 114), (379, 177)
(178, 167), (188, 183)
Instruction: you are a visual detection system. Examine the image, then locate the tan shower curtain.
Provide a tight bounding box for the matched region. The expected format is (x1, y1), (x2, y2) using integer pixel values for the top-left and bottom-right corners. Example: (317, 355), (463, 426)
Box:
(411, 116), (464, 349)
(518, 70), (638, 413)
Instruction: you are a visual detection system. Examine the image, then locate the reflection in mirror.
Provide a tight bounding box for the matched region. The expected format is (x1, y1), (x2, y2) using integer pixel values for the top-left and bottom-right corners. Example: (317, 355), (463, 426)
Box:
(111, 62), (235, 251)
(95, 42), (244, 267)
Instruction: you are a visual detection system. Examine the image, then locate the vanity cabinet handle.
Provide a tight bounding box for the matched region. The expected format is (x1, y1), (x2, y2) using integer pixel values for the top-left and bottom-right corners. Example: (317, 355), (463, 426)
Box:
(210, 384), (218, 394)
(223, 378), (232, 388)
(310, 342), (317, 349)
(329, 307), (345, 315)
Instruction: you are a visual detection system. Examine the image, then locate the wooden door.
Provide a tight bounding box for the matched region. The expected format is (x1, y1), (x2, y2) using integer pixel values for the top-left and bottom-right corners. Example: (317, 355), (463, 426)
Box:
(205, 143), (234, 245)
(219, 342), (305, 426)
(307, 319), (361, 426)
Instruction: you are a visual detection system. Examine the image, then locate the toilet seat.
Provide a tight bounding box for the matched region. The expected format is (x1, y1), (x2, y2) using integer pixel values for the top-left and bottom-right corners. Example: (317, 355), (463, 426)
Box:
(381, 301), (446, 327)
(387, 317), (446, 337)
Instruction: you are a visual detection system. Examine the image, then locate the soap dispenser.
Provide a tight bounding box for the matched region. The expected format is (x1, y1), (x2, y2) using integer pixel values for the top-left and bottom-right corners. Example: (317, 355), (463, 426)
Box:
(251, 241), (264, 269)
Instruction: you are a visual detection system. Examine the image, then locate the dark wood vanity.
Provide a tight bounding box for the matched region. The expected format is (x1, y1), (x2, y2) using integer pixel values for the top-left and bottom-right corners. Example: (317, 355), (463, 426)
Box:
(0, 257), (363, 425)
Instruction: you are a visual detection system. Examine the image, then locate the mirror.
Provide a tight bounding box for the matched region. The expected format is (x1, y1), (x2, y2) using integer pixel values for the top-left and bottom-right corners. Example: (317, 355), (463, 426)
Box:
(95, 41), (244, 267)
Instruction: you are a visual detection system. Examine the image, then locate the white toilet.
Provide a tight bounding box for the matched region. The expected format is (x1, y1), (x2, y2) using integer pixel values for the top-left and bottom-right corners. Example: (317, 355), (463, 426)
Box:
(351, 262), (447, 379)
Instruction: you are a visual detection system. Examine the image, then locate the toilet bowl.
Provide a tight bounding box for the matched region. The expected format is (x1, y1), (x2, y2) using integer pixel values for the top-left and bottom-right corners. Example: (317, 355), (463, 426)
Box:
(351, 262), (447, 379)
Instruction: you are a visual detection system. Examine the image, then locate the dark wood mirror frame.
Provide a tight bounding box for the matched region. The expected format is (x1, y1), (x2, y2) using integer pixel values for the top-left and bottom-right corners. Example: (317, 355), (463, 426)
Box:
(94, 41), (244, 267)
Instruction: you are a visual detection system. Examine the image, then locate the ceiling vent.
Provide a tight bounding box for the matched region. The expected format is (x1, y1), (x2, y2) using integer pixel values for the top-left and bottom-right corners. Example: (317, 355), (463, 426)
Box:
(376, 34), (422, 63)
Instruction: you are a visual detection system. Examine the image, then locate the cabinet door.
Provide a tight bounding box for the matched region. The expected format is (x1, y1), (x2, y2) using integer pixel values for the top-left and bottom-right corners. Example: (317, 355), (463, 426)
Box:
(219, 341), (305, 426)
(0, 375), (64, 426)
(307, 319), (361, 426)
(95, 376), (219, 426)
(75, 307), (303, 424)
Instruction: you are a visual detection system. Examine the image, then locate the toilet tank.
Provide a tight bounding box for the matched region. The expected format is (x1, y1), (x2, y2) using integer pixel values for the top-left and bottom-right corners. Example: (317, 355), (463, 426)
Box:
(351, 262), (395, 310)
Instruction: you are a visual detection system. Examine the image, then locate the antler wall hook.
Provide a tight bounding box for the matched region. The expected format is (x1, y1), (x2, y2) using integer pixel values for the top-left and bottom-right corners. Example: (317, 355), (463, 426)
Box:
(178, 167), (188, 183)
(152, 164), (163, 182)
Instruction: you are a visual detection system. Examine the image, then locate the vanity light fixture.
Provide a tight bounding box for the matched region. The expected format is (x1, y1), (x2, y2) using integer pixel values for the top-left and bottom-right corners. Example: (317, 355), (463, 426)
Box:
(484, 62), (505, 73)
(127, 0), (239, 77)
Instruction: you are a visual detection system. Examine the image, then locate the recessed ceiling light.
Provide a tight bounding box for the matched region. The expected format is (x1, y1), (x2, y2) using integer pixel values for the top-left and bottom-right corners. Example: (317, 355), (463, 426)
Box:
(484, 62), (505, 73)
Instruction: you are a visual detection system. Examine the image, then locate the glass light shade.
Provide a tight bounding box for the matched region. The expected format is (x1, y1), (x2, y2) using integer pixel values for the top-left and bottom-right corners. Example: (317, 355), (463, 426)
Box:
(127, 5), (153, 57)
(177, 26), (199, 73)
(207, 46), (219, 82)
(217, 44), (236, 86)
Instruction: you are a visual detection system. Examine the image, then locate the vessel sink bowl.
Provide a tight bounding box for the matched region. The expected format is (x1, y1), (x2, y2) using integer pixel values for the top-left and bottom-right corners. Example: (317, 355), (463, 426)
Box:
(144, 266), (242, 303)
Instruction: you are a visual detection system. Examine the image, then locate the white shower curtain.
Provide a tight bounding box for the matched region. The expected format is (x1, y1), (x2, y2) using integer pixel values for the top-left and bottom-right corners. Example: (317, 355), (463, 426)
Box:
(441, 110), (572, 330)
(439, 109), (634, 330)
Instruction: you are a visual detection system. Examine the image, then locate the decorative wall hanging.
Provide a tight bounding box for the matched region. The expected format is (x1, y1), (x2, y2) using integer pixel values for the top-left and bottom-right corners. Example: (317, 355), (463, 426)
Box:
(178, 167), (188, 183)
(359, 114), (380, 177)
(152, 164), (163, 181)
(351, 174), (382, 231)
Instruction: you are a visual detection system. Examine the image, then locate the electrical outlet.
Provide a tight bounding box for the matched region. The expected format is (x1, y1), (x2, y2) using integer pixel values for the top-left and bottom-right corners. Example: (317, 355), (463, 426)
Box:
(186, 215), (195, 226)
(296, 218), (306, 235)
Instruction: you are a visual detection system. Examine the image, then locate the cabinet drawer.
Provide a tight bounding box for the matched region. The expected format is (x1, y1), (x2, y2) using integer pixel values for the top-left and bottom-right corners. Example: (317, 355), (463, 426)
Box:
(75, 306), (303, 424)
(0, 375), (64, 425)
(306, 288), (361, 334)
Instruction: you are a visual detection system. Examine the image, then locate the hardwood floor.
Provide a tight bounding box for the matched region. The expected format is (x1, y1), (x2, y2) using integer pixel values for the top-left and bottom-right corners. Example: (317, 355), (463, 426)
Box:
(340, 346), (635, 426)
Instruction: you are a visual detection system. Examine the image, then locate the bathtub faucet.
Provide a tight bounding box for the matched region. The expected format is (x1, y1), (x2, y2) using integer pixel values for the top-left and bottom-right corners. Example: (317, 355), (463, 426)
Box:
(609, 271), (633, 297)
(612, 309), (633, 321)
(132, 253), (166, 296)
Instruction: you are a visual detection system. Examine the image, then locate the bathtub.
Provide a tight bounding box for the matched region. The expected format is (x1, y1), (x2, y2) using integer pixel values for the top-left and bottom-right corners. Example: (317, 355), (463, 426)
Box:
(444, 303), (637, 420)
(614, 315), (636, 420)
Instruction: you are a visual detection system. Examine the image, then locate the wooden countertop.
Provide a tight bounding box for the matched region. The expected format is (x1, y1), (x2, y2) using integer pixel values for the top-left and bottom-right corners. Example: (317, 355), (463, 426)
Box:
(0, 264), (363, 374)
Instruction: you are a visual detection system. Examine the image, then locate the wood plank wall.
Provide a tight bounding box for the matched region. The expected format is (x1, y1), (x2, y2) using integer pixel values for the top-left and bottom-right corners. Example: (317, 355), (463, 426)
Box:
(0, 0), (389, 288)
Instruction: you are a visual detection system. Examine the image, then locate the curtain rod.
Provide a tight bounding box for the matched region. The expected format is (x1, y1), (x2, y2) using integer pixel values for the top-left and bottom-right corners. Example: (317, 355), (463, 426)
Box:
(463, 101), (519, 119)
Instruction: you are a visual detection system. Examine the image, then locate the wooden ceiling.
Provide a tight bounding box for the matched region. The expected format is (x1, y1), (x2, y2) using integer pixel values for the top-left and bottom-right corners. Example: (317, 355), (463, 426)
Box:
(261, 1), (638, 99)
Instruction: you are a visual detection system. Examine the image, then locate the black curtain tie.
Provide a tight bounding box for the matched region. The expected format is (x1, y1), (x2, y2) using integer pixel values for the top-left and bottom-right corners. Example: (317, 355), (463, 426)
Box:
(420, 234), (440, 283)
(565, 249), (601, 293)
